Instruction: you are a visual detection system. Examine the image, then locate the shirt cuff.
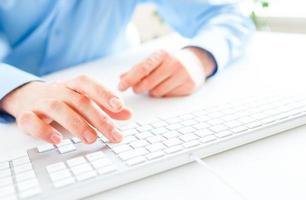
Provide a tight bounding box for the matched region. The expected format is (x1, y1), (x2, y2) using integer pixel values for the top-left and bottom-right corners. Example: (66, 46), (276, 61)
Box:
(188, 28), (230, 74)
(0, 63), (41, 123)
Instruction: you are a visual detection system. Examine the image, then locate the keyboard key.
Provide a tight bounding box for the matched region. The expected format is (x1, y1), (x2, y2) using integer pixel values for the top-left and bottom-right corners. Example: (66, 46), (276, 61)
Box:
(53, 177), (75, 188)
(210, 124), (228, 132)
(239, 116), (255, 124)
(166, 123), (183, 130)
(207, 119), (223, 125)
(123, 129), (138, 136)
(195, 129), (214, 137)
(85, 151), (105, 161)
(231, 126), (248, 133)
(49, 170), (72, 182)
(164, 145), (183, 154)
(0, 168), (11, 178)
(75, 171), (97, 181)
(193, 122), (209, 130)
(126, 156), (146, 166)
(67, 157), (87, 167)
(215, 130), (232, 138)
(0, 185), (15, 197)
(135, 131), (154, 139)
(146, 151), (165, 160)
(146, 143), (166, 152)
(163, 138), (182, 147)
(46, 162), (66, 173)
(130, 140), (149, 148)
(122, 136), (137, 144)
(0, 161), (9, 170)
(58, 144), (76, 154)
(164, 117), (181, 124)
(136, 125), (153, 132)
(224, 120), (242, 128)
(118, 122), (139, 131)
(0, 177), (13, 187)
(97, 166), (117, 175)
(15, 171), (36, 182)
(162, 130), (180, 139)
(146, 135), (165, 143)
(90, 159), (112, 169)
(179, 114), (194, 120)
(37, 144), (55, 153)
(246, 121), (263, 129)
(71, 137), (81, 143)
(181, 119), (197, 126)
(111, 145), (132, 154)
(200, 135), (217, 143)
(183, 140), (200, 148)
(1, 194), (17, 200)
(118, 148), (149, 160)
(70, 164), (93, 175)
(12, 156), (30, 166)
(19, 187), (41, 199)
(195, 115), (210, 122)
(13, 163), (32, 174)
(17, 179), (39, 191)
(56, 139), (73, 147)
(151, 127), (168, 135)
(177, 127), (195, 134)
(151, 121), (167, 128)
(179, 133), (198, 142)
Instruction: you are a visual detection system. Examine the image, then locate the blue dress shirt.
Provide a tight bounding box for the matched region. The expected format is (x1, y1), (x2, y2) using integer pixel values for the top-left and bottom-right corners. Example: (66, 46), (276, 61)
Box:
(0, 0), (254, 122)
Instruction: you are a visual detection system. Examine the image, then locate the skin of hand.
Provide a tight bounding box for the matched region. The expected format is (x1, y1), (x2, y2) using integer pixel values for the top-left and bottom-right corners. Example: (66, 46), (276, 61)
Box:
(0, 75), (133, 145)
(118, 47), (216, 97)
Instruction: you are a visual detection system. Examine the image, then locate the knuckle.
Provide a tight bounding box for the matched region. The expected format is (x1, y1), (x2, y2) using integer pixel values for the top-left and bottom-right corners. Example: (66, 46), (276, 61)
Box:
(139, 64), (149, 76)
(46, 99), (63, 111)
(97, 114), (109, 126)
(141, 79), (150, 88)
(77, 75), (90, 83)
(75, 95), (90, 107)
(17, 111), (33, 125)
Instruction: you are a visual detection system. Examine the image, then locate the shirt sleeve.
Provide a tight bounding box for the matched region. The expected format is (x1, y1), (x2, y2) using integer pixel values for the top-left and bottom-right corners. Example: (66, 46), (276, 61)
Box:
(152, 0), (255, 73)
(0, 63), (41, 123)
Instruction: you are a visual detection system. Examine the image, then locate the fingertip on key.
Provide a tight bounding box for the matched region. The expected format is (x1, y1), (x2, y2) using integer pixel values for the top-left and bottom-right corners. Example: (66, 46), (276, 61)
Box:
(111, 129), (123, 143)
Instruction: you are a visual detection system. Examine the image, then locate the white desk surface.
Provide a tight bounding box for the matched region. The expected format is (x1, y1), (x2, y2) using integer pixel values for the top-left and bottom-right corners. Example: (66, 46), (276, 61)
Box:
(1, 32), (306, 200)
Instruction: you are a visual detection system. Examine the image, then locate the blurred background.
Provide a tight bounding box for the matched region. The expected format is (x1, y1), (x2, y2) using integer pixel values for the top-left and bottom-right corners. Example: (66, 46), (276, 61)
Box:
(131, 0), (306, 43)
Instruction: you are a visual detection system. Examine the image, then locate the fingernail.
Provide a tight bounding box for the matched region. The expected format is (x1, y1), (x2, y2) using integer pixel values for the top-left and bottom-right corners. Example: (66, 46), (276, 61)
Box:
(83, 131), (96, 144)
(50, 132), (62, 144)
(109, 97), (124, 111)
(111, 129), (123, 143)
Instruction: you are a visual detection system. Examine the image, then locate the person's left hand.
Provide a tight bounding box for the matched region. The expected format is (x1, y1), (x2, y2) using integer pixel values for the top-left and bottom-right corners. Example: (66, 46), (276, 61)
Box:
(118, 49), (210, 97)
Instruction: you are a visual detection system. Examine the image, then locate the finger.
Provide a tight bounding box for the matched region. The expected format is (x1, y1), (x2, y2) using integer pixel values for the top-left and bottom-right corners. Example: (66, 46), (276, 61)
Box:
(149, 72), (186, 97)
(132, 60), (175, 94)
(34, 99), (97, 144)
(17, 111), (63, 144)
(65, 75), (125, 113)
(102, 106), (133, 121)
(164, 82), (195, 97)
(118, 50), (168, 91)
(64, 91), (123, 143)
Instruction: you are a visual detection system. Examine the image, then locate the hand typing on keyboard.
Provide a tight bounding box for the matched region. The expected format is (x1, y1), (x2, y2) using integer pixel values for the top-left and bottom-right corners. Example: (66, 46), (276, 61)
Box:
(118, 48), (216, 97)
(0, 75), (132, 144)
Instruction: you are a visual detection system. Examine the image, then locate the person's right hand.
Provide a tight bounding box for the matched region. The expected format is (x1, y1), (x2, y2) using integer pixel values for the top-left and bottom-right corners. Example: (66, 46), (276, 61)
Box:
(0, 75), (132, 145)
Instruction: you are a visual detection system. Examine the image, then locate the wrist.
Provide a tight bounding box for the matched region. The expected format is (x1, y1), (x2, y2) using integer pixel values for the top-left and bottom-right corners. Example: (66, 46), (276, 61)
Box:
(175, 49), (207, 89)
(0, 81), (40, 117)
(185, 47), (217, 78)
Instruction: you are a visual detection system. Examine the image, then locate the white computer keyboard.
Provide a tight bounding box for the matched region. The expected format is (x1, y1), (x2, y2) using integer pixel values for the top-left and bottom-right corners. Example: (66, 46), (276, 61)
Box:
(1, 91), (306, 200)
